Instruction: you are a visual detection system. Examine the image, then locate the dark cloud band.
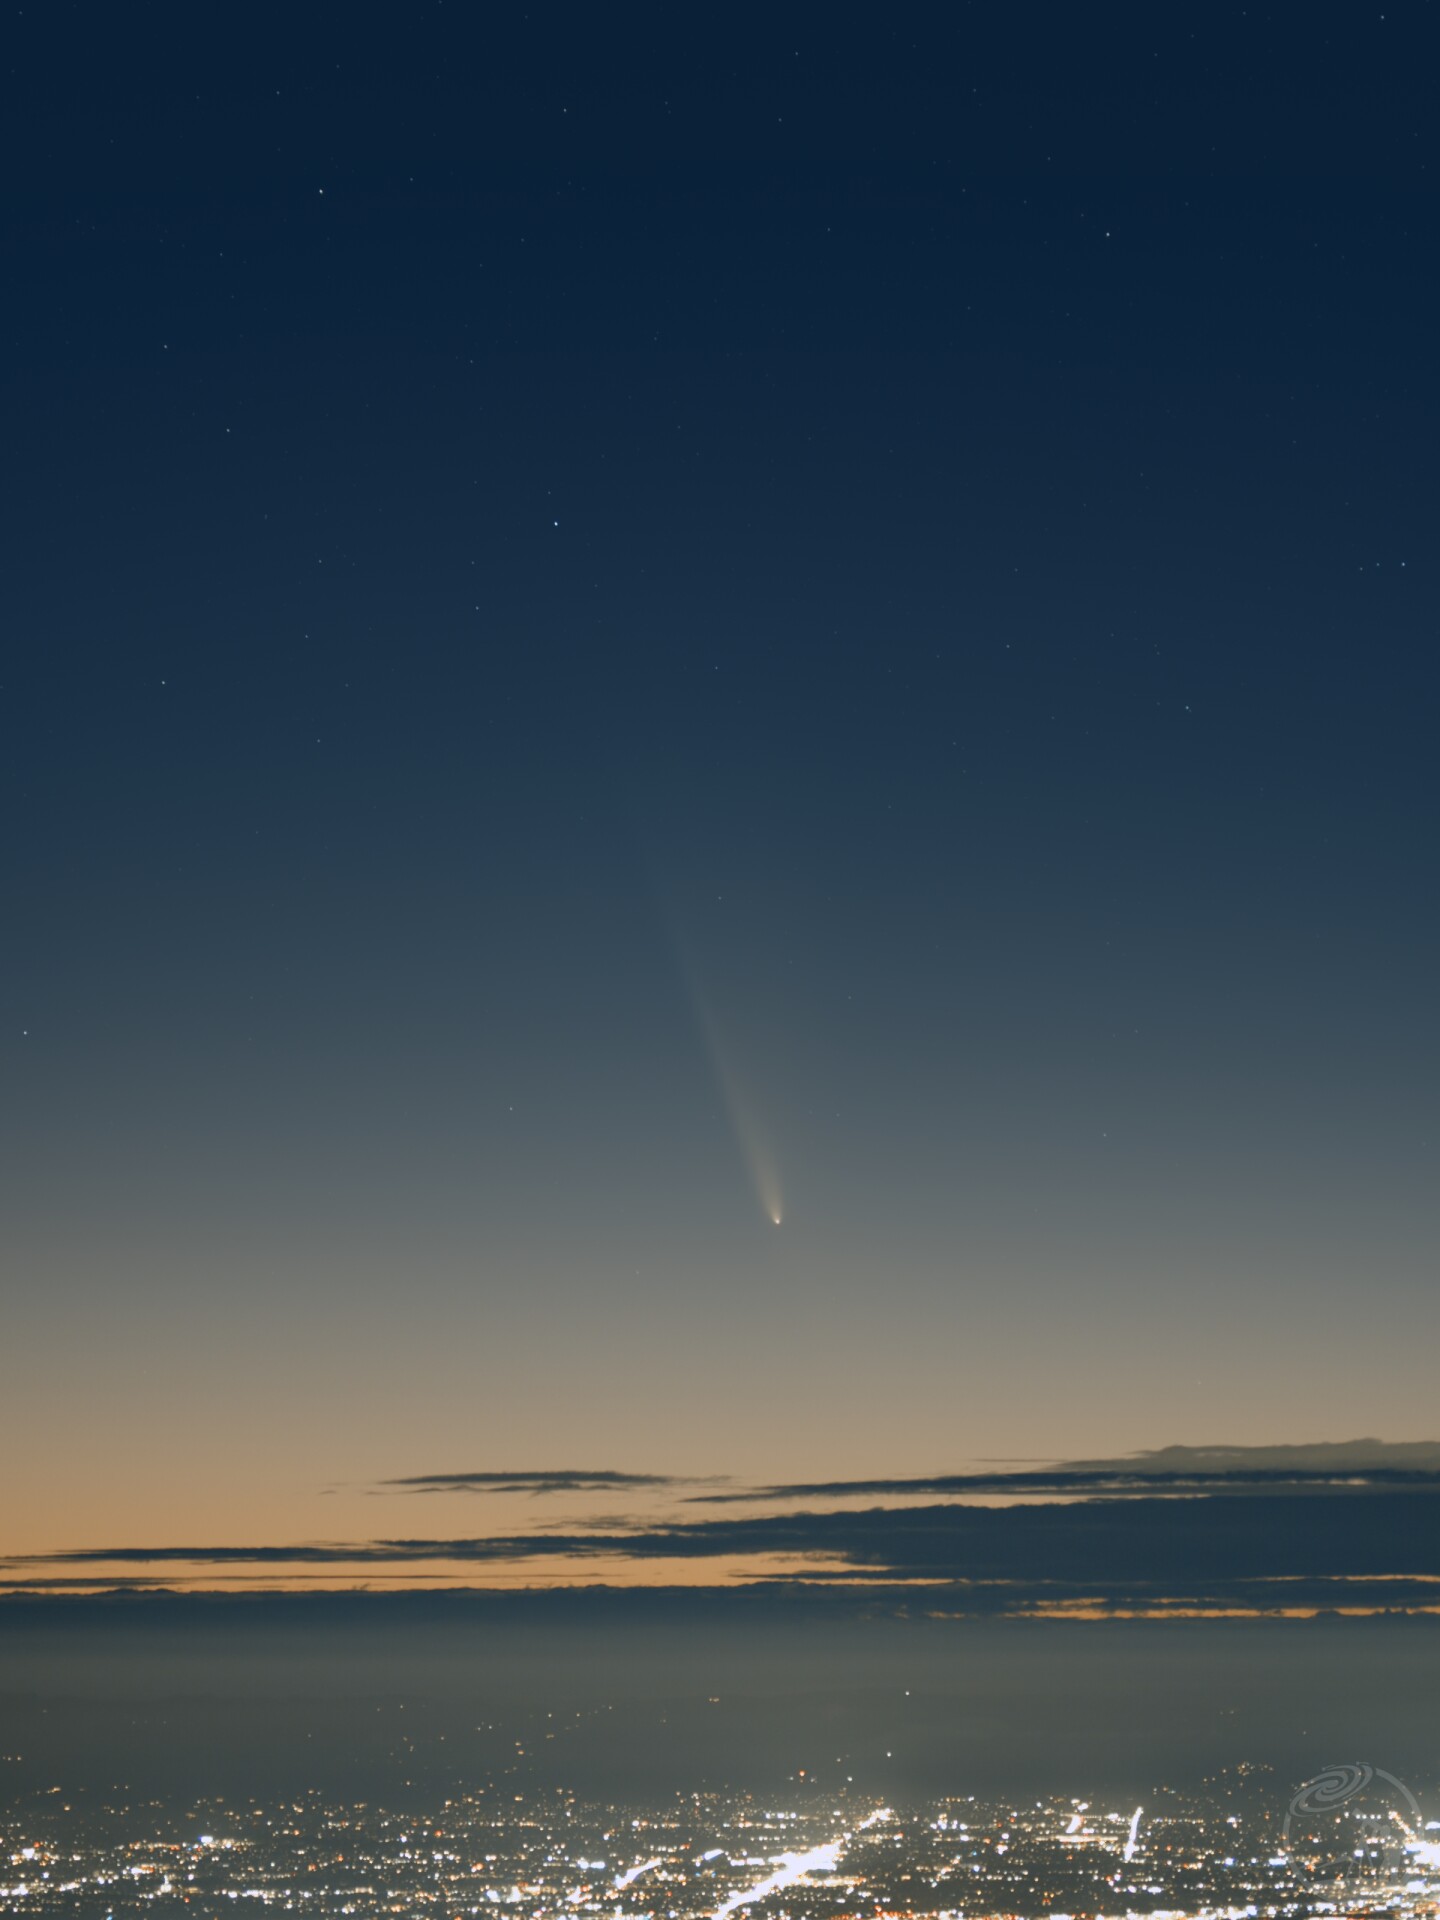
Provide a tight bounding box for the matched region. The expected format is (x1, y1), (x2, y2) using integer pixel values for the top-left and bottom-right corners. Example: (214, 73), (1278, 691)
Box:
(694, 1440), (1440, 1503)
(12, 1484), (1440, 1615)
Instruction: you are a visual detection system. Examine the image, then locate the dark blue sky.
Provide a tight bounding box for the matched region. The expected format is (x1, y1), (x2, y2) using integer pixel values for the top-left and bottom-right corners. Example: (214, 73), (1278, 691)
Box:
(2, 3), (1436, 1579)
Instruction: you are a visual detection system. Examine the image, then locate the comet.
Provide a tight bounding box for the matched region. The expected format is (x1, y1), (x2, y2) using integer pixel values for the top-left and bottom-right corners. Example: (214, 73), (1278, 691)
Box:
(684, 968), (784, 1228)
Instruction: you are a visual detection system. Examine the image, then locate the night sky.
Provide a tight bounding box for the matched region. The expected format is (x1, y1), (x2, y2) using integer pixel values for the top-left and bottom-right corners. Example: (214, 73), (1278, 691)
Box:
(3, 3), (1438, 1612)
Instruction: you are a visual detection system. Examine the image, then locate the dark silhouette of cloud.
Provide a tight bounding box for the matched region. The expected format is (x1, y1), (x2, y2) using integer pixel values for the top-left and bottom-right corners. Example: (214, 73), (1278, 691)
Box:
(378, 1469), (689, 1496)
(694, 1438), (1440, 1503)
(12, 1483), (1440, 1614)
(1061, 1438), (1440, 1475)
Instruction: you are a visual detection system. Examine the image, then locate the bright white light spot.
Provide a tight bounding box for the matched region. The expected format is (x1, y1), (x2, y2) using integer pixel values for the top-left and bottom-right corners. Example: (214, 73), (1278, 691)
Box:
(1124, 1808), (1143, 1861)
(614, 1859), (661, 1891)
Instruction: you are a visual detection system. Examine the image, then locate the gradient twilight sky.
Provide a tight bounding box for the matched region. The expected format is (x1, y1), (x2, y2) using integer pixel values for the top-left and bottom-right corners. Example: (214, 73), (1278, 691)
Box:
(2, 4), (1437, 1591)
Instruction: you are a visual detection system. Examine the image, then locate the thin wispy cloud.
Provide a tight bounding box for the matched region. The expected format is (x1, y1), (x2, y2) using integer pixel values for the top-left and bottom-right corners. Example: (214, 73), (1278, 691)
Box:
(377, 1469), (695, 1497)
(692, 1439), (1440, 1503)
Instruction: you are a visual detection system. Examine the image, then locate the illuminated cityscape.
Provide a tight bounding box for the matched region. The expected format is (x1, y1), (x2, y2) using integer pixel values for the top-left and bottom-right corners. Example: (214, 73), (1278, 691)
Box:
(5, 1781), (1440, 1919)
